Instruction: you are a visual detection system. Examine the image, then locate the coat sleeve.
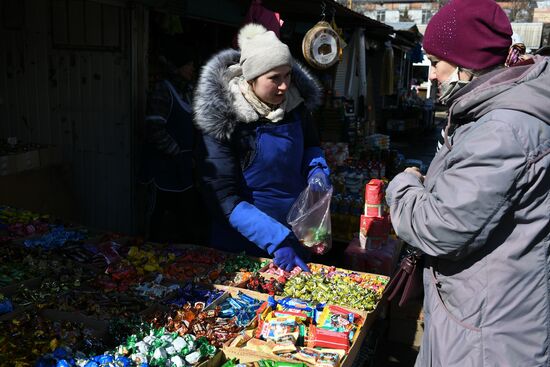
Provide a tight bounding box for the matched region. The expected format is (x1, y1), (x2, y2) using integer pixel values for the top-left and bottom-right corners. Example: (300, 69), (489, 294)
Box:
(195, 133), (243, 218)
(386, 121), (527, 259)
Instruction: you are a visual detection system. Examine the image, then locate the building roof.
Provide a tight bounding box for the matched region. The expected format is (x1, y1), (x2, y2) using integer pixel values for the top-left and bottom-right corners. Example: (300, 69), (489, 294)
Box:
(386, 22), (423, 49)
(261, 0), (393, 36)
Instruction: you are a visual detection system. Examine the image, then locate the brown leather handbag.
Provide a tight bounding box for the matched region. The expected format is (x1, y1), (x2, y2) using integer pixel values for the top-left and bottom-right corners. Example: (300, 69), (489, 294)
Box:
(383, 250), (424, 307)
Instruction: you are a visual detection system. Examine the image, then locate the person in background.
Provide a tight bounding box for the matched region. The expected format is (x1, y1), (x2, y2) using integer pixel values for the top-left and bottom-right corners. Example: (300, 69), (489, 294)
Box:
(193, 24), (331, 271)
(385, 0), (550, 365)
(140, 43), (205, 244)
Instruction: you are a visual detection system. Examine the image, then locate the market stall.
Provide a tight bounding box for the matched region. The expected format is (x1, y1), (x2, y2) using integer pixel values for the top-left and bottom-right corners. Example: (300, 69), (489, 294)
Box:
(0, 205), (390, 367)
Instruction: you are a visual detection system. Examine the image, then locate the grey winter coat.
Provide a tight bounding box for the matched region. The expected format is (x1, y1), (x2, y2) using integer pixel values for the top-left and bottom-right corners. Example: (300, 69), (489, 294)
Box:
(386, 56), (550, 367)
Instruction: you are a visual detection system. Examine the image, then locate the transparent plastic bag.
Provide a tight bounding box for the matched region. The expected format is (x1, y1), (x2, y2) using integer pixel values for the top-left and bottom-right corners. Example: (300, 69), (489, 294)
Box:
(287, 185), (333, 255)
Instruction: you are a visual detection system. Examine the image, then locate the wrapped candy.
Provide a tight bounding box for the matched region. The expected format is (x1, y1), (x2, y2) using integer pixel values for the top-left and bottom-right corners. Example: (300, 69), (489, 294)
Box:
(106, 328), (216, 366)
(23, 226), (87, 249)
(2, 312), (107, 366)
(162, 282), (223, 308)
(132, 274), (180, 301)
(162, 248), (224, 282)
(307, 325), (350, 351)
(245, 275), (286, 296)
(0, 206), (51, 242)
(222, 253), (265, 273)
(282, 273), (387, 311)
(0, 293), (13, 315)
(54, 290), (149, 320)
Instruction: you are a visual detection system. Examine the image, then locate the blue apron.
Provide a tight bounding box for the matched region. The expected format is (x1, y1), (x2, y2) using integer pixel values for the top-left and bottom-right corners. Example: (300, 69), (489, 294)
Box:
(211, 114), (307, 256)
(141, 80), (194, 192)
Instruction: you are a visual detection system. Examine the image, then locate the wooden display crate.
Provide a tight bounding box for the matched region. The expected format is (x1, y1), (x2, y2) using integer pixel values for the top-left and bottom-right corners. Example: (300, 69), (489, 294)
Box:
(215, 285), (380, 367)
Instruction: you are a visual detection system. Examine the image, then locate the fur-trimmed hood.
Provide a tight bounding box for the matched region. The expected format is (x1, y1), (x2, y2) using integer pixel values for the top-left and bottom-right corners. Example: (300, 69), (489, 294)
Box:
(193, 49), (322, 141)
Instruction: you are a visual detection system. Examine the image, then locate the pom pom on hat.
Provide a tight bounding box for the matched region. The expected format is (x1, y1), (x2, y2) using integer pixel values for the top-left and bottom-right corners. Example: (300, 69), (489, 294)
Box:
(423, 0), (512, 70)
(238, 23), (292, 81)
(238, 23), (269, 49)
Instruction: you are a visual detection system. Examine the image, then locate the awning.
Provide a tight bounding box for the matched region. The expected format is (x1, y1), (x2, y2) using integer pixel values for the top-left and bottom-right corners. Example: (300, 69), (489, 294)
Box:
(260, 0), (393, 38)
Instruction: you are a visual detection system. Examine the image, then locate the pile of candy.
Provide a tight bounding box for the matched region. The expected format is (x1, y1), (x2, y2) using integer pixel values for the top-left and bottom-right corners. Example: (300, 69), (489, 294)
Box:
(0, 206), (51, 242)
(54, 290), (150, 319)
(0, 312), (108, 366)
(244, 275), (286, 296)
(0, 261), (36, 287)
(23, 226), (87, 249)
(309, 265), (389, 297)
(0, 204), (392, 367)
(39, 330), (217, 367)
(163, 248), (225, 282)
(132, 274), (181, 301)
(154, 292), (262, 348)
(10, 276), (85, 307)
(227, 297), (362, 367)
(163, 282), (224, 308)
(299, 227), (331, 255)
(222, 253), (266, 273)
(282, 272), (387, 311)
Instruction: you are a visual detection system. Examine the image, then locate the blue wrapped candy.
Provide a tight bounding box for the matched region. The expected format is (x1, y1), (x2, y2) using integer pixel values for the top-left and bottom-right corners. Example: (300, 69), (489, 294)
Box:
(23, 225), (86, 249)
(0, 297), (13, 315)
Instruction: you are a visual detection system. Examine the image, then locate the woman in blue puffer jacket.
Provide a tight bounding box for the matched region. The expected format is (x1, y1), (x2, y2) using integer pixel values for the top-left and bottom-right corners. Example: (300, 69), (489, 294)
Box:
(193, 24), (330, 271)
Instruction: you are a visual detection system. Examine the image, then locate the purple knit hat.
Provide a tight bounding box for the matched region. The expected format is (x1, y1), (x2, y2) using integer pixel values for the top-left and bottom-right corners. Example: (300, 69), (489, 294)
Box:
(423, 0), (512, 70)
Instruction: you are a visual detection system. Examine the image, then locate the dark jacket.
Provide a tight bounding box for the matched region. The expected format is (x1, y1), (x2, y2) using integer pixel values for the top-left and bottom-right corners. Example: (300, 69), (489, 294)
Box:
(141, 77), (194, 191)
(193, 49), (324, 255)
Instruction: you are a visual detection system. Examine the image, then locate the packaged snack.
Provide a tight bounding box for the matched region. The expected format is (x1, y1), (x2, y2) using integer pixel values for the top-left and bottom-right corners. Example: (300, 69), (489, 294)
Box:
(294, 347), (320, 364)
(359, 215), (389, 249)
(316, 352), (341, 367)
(272, 334), (298, 355)
(307, 325), (350, 351)
(317, 305), (362, 332)
(364, 179), (385, 217)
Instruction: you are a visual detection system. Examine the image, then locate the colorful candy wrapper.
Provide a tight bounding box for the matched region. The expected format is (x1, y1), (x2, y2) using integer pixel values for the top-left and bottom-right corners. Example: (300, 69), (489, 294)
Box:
(294, 347), (320, 364)
(316, 352), (341, 367)
(307, 325), (350, 351)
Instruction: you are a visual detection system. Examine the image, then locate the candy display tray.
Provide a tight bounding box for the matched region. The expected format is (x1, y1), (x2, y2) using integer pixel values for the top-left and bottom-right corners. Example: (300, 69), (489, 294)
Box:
(228, 265), (389, 316)
(212, 285), (377, 367)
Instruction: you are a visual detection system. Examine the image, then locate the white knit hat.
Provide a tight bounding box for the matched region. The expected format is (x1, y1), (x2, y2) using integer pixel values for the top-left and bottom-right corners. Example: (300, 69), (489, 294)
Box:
(238, 23), (292, 81)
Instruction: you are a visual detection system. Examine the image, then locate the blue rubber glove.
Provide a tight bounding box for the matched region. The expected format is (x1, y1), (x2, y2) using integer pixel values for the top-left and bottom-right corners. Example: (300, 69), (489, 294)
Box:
(308, 166), (332, 192)
(273, 234), (310, 272)
(229, 201), (290, 255)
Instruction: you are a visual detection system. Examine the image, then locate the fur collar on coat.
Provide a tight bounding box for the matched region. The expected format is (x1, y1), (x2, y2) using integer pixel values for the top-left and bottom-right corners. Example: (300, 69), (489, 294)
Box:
(193, 49), (322, 141)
